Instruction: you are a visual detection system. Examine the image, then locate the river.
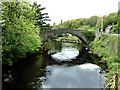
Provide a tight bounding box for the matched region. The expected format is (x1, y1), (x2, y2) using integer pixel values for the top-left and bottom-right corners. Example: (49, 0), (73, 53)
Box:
(2, 40), (106, 89)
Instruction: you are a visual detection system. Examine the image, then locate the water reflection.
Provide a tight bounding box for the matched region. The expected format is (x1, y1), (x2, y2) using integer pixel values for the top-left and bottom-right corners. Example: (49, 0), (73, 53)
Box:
(46, 41), (62, 55)
(51, 43), (79, 61)
(41, 63), (105, 88)
(2, 41), (106, 89)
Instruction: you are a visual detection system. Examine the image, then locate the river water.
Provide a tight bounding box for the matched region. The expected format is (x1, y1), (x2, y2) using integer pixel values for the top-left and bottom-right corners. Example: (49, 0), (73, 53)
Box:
(2, 40), (106, 89)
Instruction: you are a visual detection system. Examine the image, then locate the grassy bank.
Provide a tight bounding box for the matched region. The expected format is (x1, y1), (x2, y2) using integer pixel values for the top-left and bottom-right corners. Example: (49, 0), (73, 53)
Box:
(89, 33), (119, 87)
(55, 35), (82, 43)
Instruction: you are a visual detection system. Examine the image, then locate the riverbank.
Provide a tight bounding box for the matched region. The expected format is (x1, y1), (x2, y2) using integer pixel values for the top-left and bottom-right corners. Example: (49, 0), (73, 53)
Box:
(53, 39), (80, 44)
(89, 33), (119, 87)
(3, 40), (107, 88)
(54, 35), (82, 43)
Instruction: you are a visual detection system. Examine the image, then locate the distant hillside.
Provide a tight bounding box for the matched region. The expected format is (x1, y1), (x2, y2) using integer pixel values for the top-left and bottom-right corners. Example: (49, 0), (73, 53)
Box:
(52, 12), (118, 32)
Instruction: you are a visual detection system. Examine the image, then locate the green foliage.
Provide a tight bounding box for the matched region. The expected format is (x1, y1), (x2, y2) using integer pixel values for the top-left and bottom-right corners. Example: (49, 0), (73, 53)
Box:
(90, 27), (97, 31)
(87, 16), (98, 27)
(111, 24), (118, 33)
(2, 2), (49, 66)
(95, 12), (117, 31)
(104, 13), (117, 31)
(89, 34), (118, 87)
(53, 30), (95, 44)
(53, 12), (118, 32)
(81, 30), (95, 41)
(31, 2), (51, 30)
(118, 10), (120, 32)
(52, 24), (64, 29)
(57, 35), (81, 42)
(107, 12), (117, 25)
(77, 25), (91, 30)
(52, 16), (99, 30)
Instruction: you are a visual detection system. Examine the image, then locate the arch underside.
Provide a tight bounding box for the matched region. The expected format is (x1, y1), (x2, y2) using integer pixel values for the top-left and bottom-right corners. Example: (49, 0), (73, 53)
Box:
(40, 29), (89, 46)
(50, 33), (87, 45)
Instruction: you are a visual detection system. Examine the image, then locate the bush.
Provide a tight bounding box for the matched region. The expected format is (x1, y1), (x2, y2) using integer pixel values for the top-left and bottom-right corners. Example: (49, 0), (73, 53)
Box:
(89, 34), (118, 87)
(2, 8), (42, 65)
(111, 24), (118, 34)
(81, 30), (95, 41)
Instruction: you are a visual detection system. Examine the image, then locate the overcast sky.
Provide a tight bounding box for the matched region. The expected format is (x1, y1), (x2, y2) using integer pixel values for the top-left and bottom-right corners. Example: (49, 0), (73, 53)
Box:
(31, 0), (119, 25)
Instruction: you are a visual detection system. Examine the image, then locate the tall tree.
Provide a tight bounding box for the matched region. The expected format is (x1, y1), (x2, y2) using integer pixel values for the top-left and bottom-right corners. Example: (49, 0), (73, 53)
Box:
(87, 16), (98, 27)
(31, 2), (51, 31)
(2, 2), (42, 65)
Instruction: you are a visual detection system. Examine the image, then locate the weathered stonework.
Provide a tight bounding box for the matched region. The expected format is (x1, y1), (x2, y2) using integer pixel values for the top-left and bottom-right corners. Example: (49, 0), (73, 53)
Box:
(40, 28), (90, 45)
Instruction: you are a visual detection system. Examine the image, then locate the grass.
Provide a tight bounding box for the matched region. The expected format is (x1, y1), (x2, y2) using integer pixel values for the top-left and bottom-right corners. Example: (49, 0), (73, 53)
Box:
(55, 34), (82, 43)
(89, 33), (119, 87)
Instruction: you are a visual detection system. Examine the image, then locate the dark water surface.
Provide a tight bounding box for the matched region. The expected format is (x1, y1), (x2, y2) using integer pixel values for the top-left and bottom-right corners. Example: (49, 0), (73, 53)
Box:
(3, 40), (106, 89)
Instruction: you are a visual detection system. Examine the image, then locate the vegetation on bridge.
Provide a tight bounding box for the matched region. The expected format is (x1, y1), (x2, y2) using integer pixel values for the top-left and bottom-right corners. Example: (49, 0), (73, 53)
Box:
(1, 2), (50, 66)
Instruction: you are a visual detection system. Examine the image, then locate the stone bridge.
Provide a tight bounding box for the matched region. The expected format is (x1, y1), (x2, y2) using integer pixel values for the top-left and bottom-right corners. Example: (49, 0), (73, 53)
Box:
(39, 28), (90, 46)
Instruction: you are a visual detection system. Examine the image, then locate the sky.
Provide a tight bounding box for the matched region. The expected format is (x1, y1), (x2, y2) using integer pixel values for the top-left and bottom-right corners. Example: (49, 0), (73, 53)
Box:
(31, 0), (119, 25)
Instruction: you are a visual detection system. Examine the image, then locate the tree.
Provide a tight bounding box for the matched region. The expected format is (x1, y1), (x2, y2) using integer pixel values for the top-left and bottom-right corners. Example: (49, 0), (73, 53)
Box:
(107, 12), (117, 25)
(53, 12), (118, 31)
(87, 16), (98, 27)
(31, 2), (51, 31)
(2, 2), (42, 66)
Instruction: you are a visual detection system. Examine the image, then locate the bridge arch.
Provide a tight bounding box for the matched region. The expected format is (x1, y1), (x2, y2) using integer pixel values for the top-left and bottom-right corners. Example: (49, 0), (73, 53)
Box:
(39, 28), (89, 46)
